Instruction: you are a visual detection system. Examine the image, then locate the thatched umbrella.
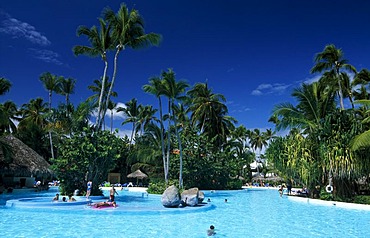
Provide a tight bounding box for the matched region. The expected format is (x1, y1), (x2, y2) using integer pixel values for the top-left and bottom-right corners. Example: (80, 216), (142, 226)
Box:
(127, 169), (148, 185)
(0, 135), (53, 178)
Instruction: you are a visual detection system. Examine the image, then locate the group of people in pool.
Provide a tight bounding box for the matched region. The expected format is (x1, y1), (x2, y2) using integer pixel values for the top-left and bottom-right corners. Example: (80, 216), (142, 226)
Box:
(52, 193), (77, 202)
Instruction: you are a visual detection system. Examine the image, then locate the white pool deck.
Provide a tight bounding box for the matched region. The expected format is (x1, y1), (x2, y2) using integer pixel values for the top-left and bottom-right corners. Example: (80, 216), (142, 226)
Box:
(242, 186), (370, 211)
(100, 186), (148, 193)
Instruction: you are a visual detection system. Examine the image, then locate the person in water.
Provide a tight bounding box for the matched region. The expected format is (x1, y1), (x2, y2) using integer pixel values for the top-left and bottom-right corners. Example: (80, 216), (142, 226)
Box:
(68, 195), (76, 202)
(207, 225), (216, 236)
(52, 193), (59, 201)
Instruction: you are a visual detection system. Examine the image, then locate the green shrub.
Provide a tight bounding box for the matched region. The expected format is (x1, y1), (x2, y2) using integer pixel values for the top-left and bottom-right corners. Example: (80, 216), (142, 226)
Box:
(147, 180), (179, 195)
(353, 195), (370, 205)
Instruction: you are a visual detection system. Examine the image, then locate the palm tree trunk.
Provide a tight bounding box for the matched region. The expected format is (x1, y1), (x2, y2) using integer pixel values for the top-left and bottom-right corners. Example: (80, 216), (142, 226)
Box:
(336, 69), (345, 110)
(158, 97), (168, 183)
(95, 58), (109, 130)
(166, 100), (171, 181)
(172, 103), (183, 188)
(48, 91), (54, 160)
(102, 47), (122, 127)
(49, 131), (54, 159)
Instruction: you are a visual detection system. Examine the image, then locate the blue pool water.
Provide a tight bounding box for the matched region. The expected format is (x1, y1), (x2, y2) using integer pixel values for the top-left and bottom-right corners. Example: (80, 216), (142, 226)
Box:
(1, 187), (370, 238)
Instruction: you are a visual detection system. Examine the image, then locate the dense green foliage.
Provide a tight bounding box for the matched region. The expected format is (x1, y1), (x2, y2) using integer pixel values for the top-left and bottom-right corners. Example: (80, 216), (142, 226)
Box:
(51, 128), (125, 195)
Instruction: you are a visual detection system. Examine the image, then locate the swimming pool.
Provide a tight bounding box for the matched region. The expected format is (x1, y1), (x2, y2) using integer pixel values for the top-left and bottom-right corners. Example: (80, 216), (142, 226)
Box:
(1, 187), (369, 237)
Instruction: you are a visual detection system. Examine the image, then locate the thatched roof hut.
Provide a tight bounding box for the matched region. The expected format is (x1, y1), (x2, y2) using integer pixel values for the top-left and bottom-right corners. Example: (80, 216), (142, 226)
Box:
(0, 135), (53, 177)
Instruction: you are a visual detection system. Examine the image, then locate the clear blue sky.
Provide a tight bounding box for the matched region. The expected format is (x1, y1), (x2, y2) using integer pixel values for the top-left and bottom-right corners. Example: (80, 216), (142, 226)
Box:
(1, 0), (370, 135)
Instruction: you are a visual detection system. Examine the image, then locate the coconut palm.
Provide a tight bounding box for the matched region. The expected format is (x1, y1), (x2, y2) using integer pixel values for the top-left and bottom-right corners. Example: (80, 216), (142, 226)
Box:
(310, 44), (357, 110)
(272, 82), (335, 133)
(117, 98), (140, 147)
(161, 69), (189, 188)
(0, 77), (12, 96)
(101, 4), (161, 128)
(73, 18), (113, 130)
(57, 77), (76, 117)
(187, 83), (227, 134)
(352, 69), (370, 100)
(39, 72), (61, 160)
(143, 77), (168, 182)
(18, 98), (48, 129)
(351, 100), (370, 150)
(0, 101), (19, 134)
(136, 105), (158, 136)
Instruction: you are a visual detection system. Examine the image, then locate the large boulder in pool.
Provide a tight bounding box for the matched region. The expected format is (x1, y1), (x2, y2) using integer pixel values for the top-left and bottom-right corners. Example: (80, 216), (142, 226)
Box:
(161, 185), (181, 208)
(198, 191), (205, 203)
(181, 187), (200, 207)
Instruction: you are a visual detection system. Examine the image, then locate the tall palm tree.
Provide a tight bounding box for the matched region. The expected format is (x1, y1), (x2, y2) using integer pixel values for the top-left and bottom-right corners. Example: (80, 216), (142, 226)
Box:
(310, 44), (357, 110)
(58, 77), (76, 116)
(58, 77), (75, 105)
(39, 72), (60, 160)
(73, 18), (113, 130)
(102, 4), (161, 128)
(143, 77), (168, 182)
(162, 69), (189, 188)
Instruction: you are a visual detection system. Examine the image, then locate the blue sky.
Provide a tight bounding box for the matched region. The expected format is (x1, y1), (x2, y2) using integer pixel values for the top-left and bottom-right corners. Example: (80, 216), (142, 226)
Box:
(1, 0), (370, 136)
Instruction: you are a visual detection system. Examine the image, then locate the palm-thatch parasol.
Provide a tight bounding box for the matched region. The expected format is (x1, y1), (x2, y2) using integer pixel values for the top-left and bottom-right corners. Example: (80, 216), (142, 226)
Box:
(0, 135), (53, 178)
(127, 169), (148, 186)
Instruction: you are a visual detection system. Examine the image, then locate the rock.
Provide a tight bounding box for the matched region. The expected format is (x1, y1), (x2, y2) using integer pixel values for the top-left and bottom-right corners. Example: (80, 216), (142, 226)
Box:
(161, 185), (181, 208)
(198, 191), (205, 203)
(181, 187), (199, 207)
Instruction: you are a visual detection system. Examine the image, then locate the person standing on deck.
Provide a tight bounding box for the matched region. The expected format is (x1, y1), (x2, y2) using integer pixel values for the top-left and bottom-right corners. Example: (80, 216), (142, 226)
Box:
(86, 180), (92, 199)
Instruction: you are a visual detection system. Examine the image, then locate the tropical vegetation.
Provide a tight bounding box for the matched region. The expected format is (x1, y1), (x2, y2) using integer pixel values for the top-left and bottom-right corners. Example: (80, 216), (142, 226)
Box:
(1, 3), (369, 204)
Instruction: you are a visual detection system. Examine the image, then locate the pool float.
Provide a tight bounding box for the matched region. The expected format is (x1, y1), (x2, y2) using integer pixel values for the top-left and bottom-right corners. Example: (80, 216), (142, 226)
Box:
(90, 203), (118, 209)
(325, 185), (333, 193)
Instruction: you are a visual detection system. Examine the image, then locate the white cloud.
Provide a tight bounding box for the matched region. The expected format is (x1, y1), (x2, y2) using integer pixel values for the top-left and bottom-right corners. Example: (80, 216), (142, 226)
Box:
(251, 83), (291, 96)
(303, 75), (321, 84)
(105, 102), (127, 120)
(29, 48), (62, 65)
(0, 13), (51, 46)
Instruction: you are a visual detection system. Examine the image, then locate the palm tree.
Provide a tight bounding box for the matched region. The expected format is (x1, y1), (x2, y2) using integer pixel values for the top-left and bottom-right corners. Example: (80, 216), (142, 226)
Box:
(0, 77), (12, 96)
(187, 82), (227, 134)
(351, 100), (370, 150)
(143, 76), (168, 182)
(117, 98), (140, 146)
(310, 44), (357, 110)
(58, 77), (76, 117)
(0, 101), (19, 134)
(162, 69), (189, 188)
(18, 98), (48, 129)
(39, 72), (61, 160)
(136, 105), (158, 135)
(272, 82), (335, 133)
(102, 3), (161, 128)
(73, 18), (113, 130)
(187, 82), (235, 147)
(352, 69), (370, 100)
